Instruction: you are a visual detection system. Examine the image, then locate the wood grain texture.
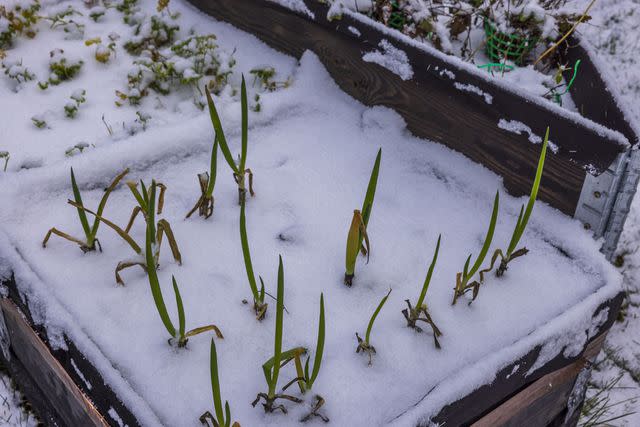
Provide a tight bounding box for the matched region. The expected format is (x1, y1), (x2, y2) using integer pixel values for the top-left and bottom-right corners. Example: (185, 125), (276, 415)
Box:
(0, 298), (107, 427)
(472, 333), (607, 427)
(187, 0), (628, 215)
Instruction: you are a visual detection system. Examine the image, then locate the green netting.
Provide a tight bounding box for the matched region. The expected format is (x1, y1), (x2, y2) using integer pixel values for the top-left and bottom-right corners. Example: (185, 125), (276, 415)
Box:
(484, 20), (538, 65)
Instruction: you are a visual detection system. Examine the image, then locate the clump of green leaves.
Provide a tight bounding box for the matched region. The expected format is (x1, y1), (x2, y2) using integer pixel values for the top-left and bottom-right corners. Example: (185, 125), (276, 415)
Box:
(65, 142), (90, 156)
(356, 288), (392, 365)
(48, 49), (84, 85)
(31, 114), (46, 129)
(249, 66), (290, 92)
(0, 1), (39, 48)
(484, 128), (549, 278)
(452, 191), (500, 305)
(252, 256), (304, 413)
(199, 339), (241, 427)
(186, 138), (218, 219)
(85, 37), (116, 63)
(89, 6), (107, 22)
(123, 12), (179, 55)
(2, 58), (35, 87)
(239, 198), (267, 319)
(402, 235), (443, 348)
(43, 5), (84, 40)
(344, 148), (381, 286)
(64, 89), (86, 118)
(69, 179), (182, 285)
(0, 151), (10, 172)
(43, 168), (129, 252)
(206, 76), (255, 205)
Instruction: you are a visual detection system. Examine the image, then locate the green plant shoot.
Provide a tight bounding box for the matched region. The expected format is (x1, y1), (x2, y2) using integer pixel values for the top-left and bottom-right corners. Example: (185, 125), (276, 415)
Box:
(482, 127), (549, 278)
(452, 191), (500, 305)
(240, 198), (267, 319)
(252, 256), (304, 414)
(205, 74), (254, 205)
(344, 148), (381, 286)
(68, 179), (181, 285)
(402, 234), (443, 348)
(356, 288), (392, 365)
(186, 137), (218, 219)
(44, 168), (129, 252)
(199, 339), (241, 427)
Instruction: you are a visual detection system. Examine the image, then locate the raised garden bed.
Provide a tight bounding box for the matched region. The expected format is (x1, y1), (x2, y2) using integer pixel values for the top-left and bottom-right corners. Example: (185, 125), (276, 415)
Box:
(0, 0), (638, 426)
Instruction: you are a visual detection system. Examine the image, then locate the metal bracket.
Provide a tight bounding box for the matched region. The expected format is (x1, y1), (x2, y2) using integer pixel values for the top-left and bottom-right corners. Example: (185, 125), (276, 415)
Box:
(575, 148), (640, 261)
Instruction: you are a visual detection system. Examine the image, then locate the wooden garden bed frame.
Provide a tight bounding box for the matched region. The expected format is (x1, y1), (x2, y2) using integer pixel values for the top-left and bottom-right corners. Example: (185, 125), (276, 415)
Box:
(1, 0), (638, 425)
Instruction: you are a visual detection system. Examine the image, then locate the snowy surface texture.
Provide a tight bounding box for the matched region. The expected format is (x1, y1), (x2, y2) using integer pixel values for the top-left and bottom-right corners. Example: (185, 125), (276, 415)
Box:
(362, 39), (414, 80)
(0, 0), (628, 426)
(0, 370), (38, 427)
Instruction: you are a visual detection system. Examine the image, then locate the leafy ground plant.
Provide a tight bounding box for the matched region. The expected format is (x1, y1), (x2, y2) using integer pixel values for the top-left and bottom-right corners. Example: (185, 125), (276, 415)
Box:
(252, 256), (304, 414)
(206, 75), (255, 205)
(344, 148), (381, 286)
(451, 191), (499, 305)
(239, 198), (267, 319)
(186, 137), (218, 219)
(402, 234), (443, 348)
(43, 168), (129, 252)
(356, 288), (392, 366)
(200, 339), (240, 427)
(69, 179), (182, 285)
(145, 217), (222, 347)
(482, 128), (549, 278)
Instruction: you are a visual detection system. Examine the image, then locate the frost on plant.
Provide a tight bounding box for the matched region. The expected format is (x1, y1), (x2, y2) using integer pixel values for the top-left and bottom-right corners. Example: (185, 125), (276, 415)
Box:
(68, 180), (182, 285)
(452, 191), (500, 305)
(85, 37), (116, 63)
(43, 168), (129, 252)
(356, 289), (392, 366)
(65, 142), (90, 156)
(48, 49), (83, 85)
(0, 1), (39, 48)
(65, 89), (87, 118)
(402, 234), (443, 349)
(43, 5), (84, 40)
(123, 11), (179, 55)
(2, 58), (34, 90)
(344, 148), (381, 286)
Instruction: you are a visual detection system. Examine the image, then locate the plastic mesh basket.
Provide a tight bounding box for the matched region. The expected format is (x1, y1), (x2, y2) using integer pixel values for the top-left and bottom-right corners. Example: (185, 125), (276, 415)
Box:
(484, 20), (538, 65)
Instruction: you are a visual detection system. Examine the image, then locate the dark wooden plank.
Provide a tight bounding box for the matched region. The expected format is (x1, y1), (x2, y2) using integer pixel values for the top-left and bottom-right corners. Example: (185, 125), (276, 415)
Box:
(472, 332), (606, 427)
(188, 0), (628, 215)
(562, 40), (638, 145)
(0, 298), (107, 427)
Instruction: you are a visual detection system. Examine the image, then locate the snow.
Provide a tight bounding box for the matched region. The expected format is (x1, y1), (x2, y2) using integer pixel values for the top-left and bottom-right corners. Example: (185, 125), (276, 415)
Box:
(0, 0), (629, 426)
(498, 119), (559, 154)
(453, 82), (493, 105)
(0, 370), (38, 427)
(362, 39), (414, 81)
(267, 0), (315, 19)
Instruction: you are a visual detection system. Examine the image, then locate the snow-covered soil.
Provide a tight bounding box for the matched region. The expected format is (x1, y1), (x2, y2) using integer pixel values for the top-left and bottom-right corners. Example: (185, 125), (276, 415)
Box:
(0, 0), (632, 426)
(0, 368), (38, 427)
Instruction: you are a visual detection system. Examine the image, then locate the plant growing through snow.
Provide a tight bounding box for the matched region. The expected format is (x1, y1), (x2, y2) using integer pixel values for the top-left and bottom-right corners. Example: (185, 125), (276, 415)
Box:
(2, 58), (34, 90)
(482, 127), (549, 278)
(356, 288), (392, 366)
(48, 49), (84, 85)
(344, 148), (381, 286)
(43, 168), (129, 252)
(68, 179), (182, 285)
(200, 339), (241, 427)
(145, 236), (222, 347)
(0, 151), (9, 172)
(65, 142), (91, 156)
(239, 199), (268, 319)
(252, 256), (305, 414)
(43, 5), (85, 40)
(31, 114), (46, 129)
(89, 6), (107, 22)
(206, 76), (255, 205)
(451, 191), (500, 305)
(64, 89), (87, 118)
(402, 234), (443, 349)
(123, 11), (179, 55)
(85, 37), (116, 63)
(186, 137), (217, 219)
(0, 1), (39, 48)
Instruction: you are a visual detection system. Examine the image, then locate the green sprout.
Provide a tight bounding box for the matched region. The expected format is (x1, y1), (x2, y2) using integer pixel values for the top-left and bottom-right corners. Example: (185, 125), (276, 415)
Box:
(31, 115), (47, 128)
(144, 188), (222, 347)
(43, 168), (129, 252)
(65, 142), (90, 157)
(205, 75), (254, 205)
(356, 288), (392, 365)
(402, 234), (443, 348)
(199, 339), (241, 427)
(186, 137), (218, 219)
(249, 66), (290, 92)
(239, 198), (267, 320)
(451, 191), (500, 305)
(344, 148), (381, 286)
(483, 127), (549, 278)
(0, 151), (9, 172)
(252, 256), (304, 414)
(69, 179), (182, 285)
